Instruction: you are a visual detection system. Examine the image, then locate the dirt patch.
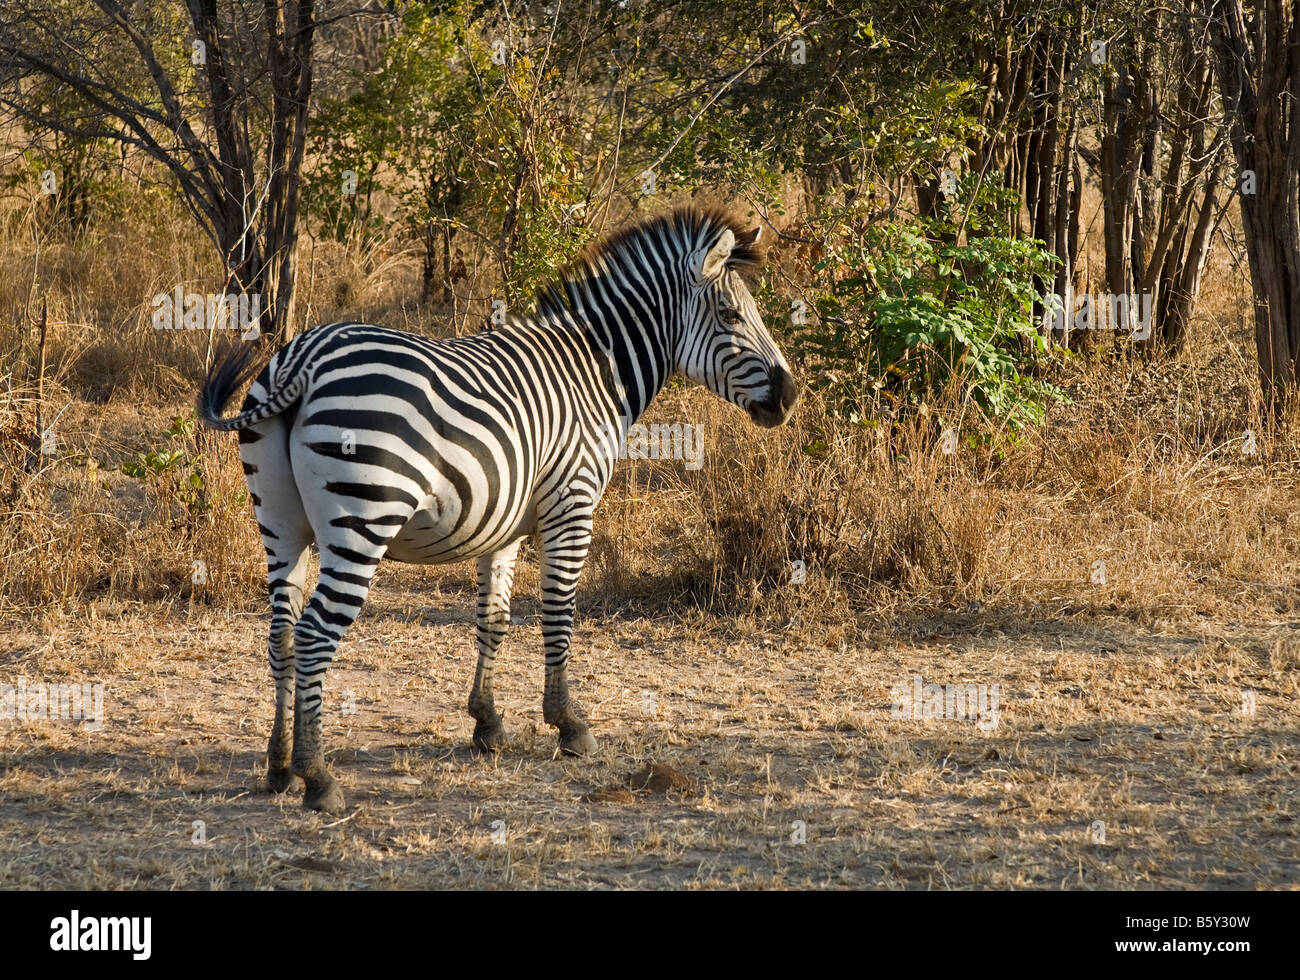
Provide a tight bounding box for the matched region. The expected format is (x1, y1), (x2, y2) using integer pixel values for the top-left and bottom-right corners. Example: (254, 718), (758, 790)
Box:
(585, 762), (697, 802)
(1, 575), (1296, 890)
(626, 762), (696, 794)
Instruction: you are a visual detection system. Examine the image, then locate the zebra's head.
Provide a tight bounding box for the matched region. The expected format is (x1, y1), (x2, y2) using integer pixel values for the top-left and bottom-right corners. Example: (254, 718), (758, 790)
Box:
(675, 212), (797, 428)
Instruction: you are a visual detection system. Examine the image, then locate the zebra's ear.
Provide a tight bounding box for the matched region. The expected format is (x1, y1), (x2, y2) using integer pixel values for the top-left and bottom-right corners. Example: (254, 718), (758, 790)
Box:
(728, 225), (764, 270)
(693, 228), (736, 283)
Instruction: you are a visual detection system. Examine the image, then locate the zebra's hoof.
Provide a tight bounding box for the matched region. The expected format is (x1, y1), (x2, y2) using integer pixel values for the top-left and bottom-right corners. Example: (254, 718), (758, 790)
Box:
(559, 728), (597, 756)
(303, 776), (345, 814)
(267, 766), (302, 794)
(472, 721), (508, 753)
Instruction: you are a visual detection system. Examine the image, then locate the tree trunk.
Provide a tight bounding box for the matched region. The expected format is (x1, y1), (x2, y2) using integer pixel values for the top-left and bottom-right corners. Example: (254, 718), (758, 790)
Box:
(1203, 0), (1300, 401)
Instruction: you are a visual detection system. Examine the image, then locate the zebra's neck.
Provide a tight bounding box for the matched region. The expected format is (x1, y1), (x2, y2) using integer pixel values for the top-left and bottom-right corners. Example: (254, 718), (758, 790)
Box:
(540, 278), (674, 426)
(582, 314), (672, 425)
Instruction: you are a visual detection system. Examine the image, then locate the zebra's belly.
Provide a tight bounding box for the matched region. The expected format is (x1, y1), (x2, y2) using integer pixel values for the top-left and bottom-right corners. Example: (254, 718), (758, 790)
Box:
(383, 500), (536, 565)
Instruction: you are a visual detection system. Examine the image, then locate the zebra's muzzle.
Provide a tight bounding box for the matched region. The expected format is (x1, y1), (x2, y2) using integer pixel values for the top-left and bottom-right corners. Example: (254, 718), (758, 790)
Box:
(748, 367), (798, 427)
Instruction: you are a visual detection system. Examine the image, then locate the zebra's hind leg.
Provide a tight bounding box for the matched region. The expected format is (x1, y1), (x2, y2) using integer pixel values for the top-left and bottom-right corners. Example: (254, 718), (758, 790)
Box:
(537, 512), (597, 756)
(240, 420), (313, 795)
(468, 539), (522, 752)
(290, 524), (403, 813)
(266, 542), (311, 794)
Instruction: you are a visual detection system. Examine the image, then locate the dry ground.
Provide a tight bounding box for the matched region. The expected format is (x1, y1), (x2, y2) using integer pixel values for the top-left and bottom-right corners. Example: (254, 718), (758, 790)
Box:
(1, 560), (1296, 889)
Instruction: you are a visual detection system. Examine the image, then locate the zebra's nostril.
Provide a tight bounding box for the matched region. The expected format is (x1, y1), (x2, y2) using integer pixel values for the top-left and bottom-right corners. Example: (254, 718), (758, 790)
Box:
(782, 370), (797, 410)
(749, 367), (797, 426)
(772, 367), (797, 413)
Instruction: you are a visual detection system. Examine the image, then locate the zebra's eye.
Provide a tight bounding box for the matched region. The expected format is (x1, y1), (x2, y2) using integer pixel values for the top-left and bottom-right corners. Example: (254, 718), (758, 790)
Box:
(719, 308), (743, 325)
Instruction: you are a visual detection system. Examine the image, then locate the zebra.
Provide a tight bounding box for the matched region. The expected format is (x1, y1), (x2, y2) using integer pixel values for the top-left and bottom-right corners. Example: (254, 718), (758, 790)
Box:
(198, 205), (797, 812)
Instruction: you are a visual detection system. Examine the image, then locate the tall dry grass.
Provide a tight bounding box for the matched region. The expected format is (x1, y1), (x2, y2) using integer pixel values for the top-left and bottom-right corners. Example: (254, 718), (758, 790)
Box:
(1, 182), (1298, 639)
(589, 364), (1300, 630)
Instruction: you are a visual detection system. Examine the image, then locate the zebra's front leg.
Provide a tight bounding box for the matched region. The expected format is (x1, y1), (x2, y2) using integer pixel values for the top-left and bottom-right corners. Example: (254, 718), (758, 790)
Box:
(538, 515), (597, 756)
(468, 539), (522, 752)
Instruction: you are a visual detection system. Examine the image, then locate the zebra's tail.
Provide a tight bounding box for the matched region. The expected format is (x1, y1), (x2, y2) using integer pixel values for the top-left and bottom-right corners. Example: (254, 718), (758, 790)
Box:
(197, 342), (303, 432)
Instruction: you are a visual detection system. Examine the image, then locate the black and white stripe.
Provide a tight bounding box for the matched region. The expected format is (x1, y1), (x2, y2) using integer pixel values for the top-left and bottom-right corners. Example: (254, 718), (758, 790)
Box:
(198, 205), (797, 812)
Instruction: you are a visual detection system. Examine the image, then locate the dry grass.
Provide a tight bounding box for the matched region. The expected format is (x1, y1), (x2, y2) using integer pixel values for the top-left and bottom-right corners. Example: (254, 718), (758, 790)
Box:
(1, 585), (1295, 889)
(1, 190), (1298, 889)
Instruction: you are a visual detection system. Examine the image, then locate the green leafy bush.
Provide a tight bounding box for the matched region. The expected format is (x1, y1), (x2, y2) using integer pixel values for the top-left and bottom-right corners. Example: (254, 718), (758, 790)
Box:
(798, 181), (1063, 434)
(121, 415), (206, 514)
